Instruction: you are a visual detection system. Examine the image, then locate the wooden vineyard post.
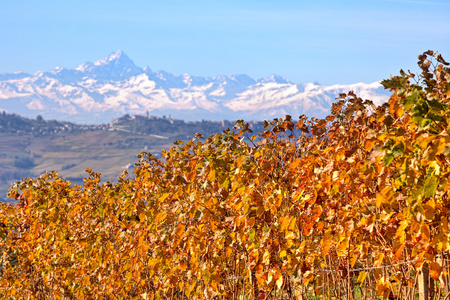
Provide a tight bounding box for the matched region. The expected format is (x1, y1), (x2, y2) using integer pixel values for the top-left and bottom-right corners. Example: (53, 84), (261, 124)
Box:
(418, 262), (429, 300)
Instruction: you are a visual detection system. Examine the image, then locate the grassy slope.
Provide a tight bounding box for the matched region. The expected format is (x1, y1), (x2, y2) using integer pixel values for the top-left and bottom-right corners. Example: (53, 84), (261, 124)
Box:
(0, 130), (173, 203)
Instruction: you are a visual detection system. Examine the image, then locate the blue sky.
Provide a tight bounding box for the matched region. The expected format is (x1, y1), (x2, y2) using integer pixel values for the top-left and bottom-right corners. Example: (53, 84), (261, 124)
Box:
(0, 0), (449, 85)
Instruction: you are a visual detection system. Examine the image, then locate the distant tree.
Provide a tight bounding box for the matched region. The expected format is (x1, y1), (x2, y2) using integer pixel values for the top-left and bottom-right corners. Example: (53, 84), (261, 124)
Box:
(36, 115), (43, 122)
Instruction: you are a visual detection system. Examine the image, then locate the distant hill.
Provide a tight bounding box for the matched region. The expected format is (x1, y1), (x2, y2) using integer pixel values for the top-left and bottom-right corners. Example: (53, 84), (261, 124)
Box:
(0, 111), (73, 134)
(0, 112), (264, 204)
(0, 50), (391, 124)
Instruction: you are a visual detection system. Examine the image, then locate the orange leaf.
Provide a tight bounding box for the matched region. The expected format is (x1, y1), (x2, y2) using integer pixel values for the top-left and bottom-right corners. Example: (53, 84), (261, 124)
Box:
(429, 262), (442, 280)
(186, 169), (196, 181)
(321, 230), (332, 257)
(376, 277), (390, 297)
(394, 243), (405, 261)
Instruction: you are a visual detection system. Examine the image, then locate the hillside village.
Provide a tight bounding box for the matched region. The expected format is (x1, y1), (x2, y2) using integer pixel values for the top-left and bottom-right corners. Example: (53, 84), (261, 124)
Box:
(0, 112), (264, 204)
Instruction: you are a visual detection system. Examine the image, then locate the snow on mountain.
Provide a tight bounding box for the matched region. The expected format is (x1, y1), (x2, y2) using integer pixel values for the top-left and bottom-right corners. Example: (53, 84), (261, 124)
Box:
(0, 50), (392, 124)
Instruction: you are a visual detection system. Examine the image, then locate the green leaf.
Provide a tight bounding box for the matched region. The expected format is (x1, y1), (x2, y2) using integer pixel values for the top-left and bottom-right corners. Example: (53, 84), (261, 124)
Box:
(403, 92), (418, 110)
(391, 142), (405, 158)
(380, 77), (403, 90)
(249, 228), (256, 242)
(423, 175), (438, 199)
(428, 113), (444, 122)
(219, 177), (230, 189)
(383, 153), (394, 166)
(36, 204), (47, 212)
(428, 98), (445, 111)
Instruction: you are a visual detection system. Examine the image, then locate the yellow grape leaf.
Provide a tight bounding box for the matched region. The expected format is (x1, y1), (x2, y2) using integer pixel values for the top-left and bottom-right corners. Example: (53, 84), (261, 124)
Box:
(285, 231), (296, 240)
(357, 271), (367, 285)
(289, 216), (296, 231)
(424, 199), (436, 210)
(279, 216), (290, 232)
(376, 194), (384, 208)
(423, 175), (438, 199)
(274, 194), (283, 208)
(267, 269), (274, 284)
(321, 230), (332, 257)
(219, 177), (230, 189)
(350, 252), (358, 268)
(155, 211), (167, 224)
(337, 238), (349, 255)
(159, 193), (170, 202)
(376, 252), (384, 267)
(376, 277), (390, 297)
(394, 220), (408, 239)
(185, 281), (196, 297)
(249, 228), (256, 241)
(336, 152), (344, 161)
(262, 250), (271, 265)
(273, 268), (282, 281)
(429, 262), (442, 280)
(299, 240), (306, 253)
(303, 271), (314, 285)
(249, 249), (259, 265)
(276, 276), (284, 289)
(207, 169), (216, 181)
(364, 139), (376, 151)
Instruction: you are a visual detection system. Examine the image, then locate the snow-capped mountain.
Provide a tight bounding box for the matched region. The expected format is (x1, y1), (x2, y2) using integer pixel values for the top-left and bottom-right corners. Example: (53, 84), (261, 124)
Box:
(0, 51), (392, 124)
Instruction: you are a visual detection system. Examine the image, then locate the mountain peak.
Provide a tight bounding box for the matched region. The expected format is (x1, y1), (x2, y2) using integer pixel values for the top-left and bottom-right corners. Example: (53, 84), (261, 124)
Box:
(94, 50), (134, 67)
(74, 50), (143, 80)
(260, 74), (291, 84)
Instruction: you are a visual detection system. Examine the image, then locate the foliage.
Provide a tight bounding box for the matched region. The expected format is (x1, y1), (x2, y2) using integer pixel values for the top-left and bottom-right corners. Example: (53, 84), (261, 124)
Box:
(1, 51), (450, 299)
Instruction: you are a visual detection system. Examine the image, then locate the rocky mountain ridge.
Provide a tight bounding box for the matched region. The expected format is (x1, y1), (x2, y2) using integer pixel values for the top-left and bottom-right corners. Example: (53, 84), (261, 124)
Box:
(0, 50), (392, 124)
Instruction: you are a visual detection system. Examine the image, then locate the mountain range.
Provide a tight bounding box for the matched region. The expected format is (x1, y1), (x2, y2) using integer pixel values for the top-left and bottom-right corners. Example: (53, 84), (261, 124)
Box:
(0, 50), (392, 124)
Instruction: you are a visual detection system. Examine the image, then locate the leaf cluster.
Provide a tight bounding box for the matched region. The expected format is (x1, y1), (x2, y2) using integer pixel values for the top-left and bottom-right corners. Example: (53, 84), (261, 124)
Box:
(1, 51), (450, 299)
